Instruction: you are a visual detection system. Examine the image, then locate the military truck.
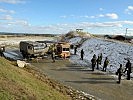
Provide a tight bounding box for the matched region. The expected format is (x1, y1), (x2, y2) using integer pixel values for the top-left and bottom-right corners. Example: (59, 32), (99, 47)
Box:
(20, 41), (48, 58)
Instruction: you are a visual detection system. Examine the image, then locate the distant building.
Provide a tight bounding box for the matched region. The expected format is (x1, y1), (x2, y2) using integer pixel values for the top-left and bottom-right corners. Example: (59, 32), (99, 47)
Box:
(76, 29), (83, 32)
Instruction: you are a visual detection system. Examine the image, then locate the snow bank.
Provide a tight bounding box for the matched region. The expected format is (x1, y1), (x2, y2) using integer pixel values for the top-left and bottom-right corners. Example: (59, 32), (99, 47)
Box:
(3, 51), (23, 60)
(69, 37), (133, 76)
(69, 37), (82, 44)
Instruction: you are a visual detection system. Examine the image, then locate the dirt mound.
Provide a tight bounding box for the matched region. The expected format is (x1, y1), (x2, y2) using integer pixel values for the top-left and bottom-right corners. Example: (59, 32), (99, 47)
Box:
(66, 31), (91, 38)
(60, 31), (91, 42)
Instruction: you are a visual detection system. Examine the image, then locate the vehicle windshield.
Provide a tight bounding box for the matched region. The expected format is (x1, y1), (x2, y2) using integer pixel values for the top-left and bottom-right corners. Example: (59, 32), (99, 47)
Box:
(34, 44), (45, 50)
(63, 48), (69, 51)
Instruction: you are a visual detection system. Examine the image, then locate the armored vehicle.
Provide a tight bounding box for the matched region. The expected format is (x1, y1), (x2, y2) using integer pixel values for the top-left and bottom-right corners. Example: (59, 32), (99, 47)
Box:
(20, 41), (47, 58)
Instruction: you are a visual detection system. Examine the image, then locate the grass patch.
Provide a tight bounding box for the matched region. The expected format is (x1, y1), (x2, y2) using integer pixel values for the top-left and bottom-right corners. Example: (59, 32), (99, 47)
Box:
(0, 57), (71, 100)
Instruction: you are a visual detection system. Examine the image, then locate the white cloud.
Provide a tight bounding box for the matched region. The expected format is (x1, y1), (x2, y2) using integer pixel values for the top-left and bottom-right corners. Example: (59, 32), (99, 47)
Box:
(10, 20), (29, 26)
(0, 15), (13, 20)
(128, 6), (133, 11)
(60, 13), (119, 20)
(38, 21), (133, 33)
(90, 16), (95, 18)
(125, 6), (133, 15)
(0, 17), (29, 28)
(82, 15), (89, 18)
(105, 13), (118, 19)
(76, 21), (121, 28)
(0, 20), (133, 34)
(98, 14), (104, 18)
(0, 8), (7, 12)
(90, 13), (118, 19)
(24, 21), (133, 34)
(128, 29), (133, 31)
(0, 8), (15, 14)
(60, 15), (77, 18)
(60, 15), (67, 18)
(0, 0), (25, 4)
(99, 8), (104, 11)
(80, 15), (90, 18)
(9, 10), (15, 14)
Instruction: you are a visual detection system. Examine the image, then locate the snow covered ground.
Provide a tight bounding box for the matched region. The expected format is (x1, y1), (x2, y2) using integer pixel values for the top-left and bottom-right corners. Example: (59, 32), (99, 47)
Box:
(69, 37), (133, 77)
(0, 36), (54, 46)
(3, 50), (23, 60)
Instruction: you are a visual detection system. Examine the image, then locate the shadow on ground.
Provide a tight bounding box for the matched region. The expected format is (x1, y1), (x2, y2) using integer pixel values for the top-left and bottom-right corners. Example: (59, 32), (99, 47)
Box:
(65, 77), (116, 84)
(53, 63), (92, 72)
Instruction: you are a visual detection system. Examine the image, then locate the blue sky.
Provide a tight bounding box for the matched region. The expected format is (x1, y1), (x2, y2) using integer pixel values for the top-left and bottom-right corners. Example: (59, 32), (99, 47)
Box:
(0, 0), (133, 35)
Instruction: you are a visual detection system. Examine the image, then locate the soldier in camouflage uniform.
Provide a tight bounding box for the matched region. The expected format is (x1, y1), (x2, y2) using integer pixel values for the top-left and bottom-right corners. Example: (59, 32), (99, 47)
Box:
(116, 64), (123, 84)
(99, 53), (102, 65)
(51, 51), (55, 63)
(96, 55), (100, 69)
(102, 57), (109, 72)
(91, 54), (97, 71)
(124, 59), (132, 80)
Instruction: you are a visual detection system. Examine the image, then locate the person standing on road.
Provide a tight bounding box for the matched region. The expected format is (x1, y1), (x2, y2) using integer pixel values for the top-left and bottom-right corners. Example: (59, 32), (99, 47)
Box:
(91, 54), (97, 71)
(51, 51), (55, 62)
(81, 49), (84, 60)
(0, 46), (5, 57)
(102, 57), (109, 72)
(116, 64), (123, 84)
(99, 53), (102, 65)
(74, 45), (77, 55)
(124, 59), (132, 80)
(96, 55), (100, 69)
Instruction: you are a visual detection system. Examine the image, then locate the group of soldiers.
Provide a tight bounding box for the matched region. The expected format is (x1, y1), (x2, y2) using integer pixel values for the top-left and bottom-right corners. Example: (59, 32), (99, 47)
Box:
(74, 46), (84, 60)
(90, 53), (132, 84)
(75, 47), (132, 84)
(116, 59), (132, 84)
(77, 47), (109, 72)
(91, 53), (132, 84)
(91, 53), (109, 72)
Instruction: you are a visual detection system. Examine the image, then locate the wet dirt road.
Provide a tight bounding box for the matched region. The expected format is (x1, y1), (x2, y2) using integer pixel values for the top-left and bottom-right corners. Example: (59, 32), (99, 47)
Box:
(31, 57), (133, 100)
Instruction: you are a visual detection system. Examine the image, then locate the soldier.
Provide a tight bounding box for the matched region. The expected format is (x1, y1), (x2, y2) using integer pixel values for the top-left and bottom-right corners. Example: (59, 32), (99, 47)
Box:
(74, 45), (77, 55)
(91, 54), (97, 71)
(0, 46), (5, 57)
(102, 57), (109, 72)
(81, 49), (84, 60)
(99, 53), (102, 65)
(51, 51), (55, 62)
(45, 43), (47, 47)
(96, 55), (100, 69)
(124, 59), (132, 80)
(0, 48), (2, 56)
(116, 64), (123, 84)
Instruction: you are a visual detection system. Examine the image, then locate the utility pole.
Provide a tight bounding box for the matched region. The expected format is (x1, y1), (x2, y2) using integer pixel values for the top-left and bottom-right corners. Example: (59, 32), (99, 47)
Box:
(125, 28), (128, 40)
